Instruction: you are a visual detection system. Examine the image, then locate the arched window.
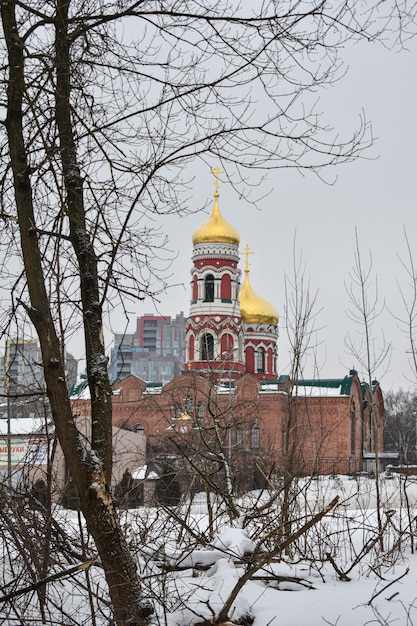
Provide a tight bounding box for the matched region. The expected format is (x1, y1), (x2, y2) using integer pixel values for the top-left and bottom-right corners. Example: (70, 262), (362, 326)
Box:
(135, 424), (145, 436)
(251, 424), (260, 449)
(245, 346), (255, 373)
(192, 275), (198, 301)
(201, 333), (214, 360)
(256, 348), (265, 373)
(172, 403), (182, 418)
(221, 274), (232, 301)
(204, 274), (215, 302)
(220, 333), (234, 360)
(350, 398), (356, 454)
(185, 395), (193, 414)
(188, 334), (195, 361)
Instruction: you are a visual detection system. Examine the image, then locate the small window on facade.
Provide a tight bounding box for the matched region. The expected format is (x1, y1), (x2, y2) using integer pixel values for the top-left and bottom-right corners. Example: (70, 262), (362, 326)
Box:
(172, 402), (182, 418)
(350, 398), (356, 454)
(251, 424), (260, 449)
(197, 401), (205, 419)
(236, 425), (244, 446)
(135, 424), (145, 435)
(185, 395), (193, 414)
(204, 274), (215, 302)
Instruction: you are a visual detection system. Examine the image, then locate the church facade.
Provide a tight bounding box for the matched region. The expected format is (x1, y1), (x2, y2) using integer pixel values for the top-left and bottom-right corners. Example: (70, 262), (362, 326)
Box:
(107, 173), (385, 486)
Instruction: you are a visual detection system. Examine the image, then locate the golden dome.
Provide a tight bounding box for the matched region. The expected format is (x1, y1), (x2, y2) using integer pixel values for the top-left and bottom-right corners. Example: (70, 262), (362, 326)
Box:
(192, 190), (240, 246)
(239, 254), (279, 325)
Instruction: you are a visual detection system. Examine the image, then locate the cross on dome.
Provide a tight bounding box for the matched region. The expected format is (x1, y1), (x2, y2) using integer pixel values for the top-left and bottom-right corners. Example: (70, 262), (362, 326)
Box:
(241, 244), (254, 272)
(211, 165), (224, 195)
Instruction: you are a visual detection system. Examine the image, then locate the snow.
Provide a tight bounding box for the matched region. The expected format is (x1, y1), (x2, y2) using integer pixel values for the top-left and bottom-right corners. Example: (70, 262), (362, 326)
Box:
(5, 474), (417, 625)
(131, 464), (159, 480)
(294, 385), (345, 397)
(0, 416), (47, 435)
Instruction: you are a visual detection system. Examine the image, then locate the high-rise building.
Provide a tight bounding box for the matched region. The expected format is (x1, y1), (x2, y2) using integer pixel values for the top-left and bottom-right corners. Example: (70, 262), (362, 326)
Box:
(4, 339), (43, 397)
(109, 312), (186, 382)
(0, 339), (77, 417)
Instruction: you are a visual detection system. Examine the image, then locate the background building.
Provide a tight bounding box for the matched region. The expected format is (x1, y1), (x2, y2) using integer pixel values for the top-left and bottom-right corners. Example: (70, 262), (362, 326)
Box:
(109, 312), (186, 382)
(0, 339), (77, 418)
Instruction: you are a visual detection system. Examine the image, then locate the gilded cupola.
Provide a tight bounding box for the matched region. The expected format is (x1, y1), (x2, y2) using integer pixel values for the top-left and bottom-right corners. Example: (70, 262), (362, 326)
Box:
(239, 245), (279, 325)
(192, 168), (240, 246)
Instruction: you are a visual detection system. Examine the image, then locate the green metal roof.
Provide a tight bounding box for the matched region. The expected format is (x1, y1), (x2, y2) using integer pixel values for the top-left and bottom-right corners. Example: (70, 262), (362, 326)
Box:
(297, 370), (358, 396)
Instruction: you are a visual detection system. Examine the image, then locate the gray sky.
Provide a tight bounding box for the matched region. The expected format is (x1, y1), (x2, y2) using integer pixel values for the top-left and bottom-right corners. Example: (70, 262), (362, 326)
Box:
(99, 34), (417, 393)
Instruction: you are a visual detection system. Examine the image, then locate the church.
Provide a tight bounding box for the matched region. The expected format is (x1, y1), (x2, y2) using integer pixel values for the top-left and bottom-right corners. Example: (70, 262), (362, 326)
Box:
(107, 171), (385, 489)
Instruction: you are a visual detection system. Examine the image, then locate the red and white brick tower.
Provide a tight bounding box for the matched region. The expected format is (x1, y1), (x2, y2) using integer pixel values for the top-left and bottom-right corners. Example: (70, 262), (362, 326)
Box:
(185, 168), (245, 377)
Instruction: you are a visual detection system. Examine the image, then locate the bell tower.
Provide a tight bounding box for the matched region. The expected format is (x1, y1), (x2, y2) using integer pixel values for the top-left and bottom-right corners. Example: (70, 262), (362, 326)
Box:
(185, 169), (245, 377)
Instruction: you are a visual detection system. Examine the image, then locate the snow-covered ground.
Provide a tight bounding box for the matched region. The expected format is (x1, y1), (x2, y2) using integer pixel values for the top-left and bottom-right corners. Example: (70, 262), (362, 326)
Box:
(3, 473), (417, 625)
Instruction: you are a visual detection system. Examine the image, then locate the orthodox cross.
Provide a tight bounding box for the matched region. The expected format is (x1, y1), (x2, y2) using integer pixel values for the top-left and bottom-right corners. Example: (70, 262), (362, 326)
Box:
(241, 244), (254, 271)
(211, 166), (224, 193)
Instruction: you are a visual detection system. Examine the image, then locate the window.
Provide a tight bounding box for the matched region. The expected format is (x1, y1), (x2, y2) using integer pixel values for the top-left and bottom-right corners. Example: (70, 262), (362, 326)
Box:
(172, 403), (182, 418)
(201, 333), (214, 361)
(135, 424), (145, 435)
(251, 424), (260, 449)
(236, 425), (244, 446)
(185, 395), (193, 414)
(350, 398), (356, 454)
(256, 348), (265, 373)
(204, 274), (215, 302)
(197, 401), (205, 419)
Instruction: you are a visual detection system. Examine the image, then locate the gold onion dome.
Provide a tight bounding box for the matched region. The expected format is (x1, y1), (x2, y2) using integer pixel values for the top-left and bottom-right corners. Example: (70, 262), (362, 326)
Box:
(192, 177), (240, 246)
(239, 247), (279, 325)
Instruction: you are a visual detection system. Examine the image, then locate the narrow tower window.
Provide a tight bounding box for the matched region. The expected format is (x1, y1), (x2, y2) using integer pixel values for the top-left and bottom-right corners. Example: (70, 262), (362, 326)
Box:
(201, 333), (214, 360)
(256, 348), (265, 373)
(204, 274), (215, 302)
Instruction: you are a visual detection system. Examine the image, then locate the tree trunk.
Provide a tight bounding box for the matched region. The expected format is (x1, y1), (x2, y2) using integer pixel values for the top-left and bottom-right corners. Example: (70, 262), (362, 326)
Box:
(0, 2), (149, 623)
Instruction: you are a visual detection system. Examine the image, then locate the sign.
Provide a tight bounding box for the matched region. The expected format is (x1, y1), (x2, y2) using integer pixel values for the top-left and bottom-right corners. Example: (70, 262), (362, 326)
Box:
(0, 438), (48, 465)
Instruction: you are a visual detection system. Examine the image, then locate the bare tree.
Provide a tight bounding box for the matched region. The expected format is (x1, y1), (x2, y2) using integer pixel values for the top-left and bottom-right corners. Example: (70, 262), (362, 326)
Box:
(384, 389), (417, 464)
(280, 239), (321, 543)
(393, 229), (417, 385)
(345, 228), (390, 549)
(0, 1), (415, 623)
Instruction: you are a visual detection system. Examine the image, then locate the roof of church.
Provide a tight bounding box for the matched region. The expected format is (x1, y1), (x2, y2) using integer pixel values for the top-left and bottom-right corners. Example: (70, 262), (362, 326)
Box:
(295, 370), (359, 396)
(192, 190), (240, 246)
(239, 266), (279, 325)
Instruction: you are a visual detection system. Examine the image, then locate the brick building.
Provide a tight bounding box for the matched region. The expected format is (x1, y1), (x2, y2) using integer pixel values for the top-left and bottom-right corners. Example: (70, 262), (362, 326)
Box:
(73, 173), (385, 490)
(109, 367), (384, 485)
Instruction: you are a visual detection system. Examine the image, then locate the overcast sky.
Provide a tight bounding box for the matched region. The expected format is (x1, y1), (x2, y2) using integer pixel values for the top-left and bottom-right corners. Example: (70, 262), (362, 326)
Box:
(96, 33), (417, 393)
